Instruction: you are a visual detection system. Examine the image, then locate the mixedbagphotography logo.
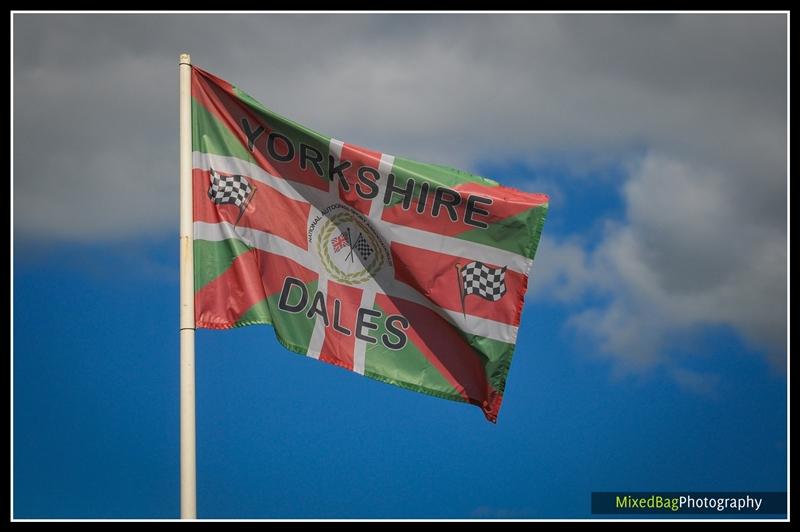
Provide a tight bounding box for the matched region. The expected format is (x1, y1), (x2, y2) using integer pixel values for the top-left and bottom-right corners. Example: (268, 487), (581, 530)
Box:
(591, 492), (787, 516)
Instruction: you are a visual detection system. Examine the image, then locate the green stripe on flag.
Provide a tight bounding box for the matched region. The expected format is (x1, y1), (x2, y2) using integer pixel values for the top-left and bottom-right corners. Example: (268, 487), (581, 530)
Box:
(461, 334), (516, 395)
(364, 300), (462, 402)
(192, 96), (255, 163)
(231, 86), (332, 184)
(234, 298), (272, 326)
(455, 204), (548, 257)
(232, 87), (332, 148)
(234, 280), (320, 355)
(384, 156), (498, 207)
(194, 238), (252, 292)
(393, 157), (499, 189)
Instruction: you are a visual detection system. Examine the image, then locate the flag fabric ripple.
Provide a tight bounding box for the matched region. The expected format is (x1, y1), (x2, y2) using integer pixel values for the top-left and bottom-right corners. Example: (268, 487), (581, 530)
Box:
(191, 66), (548, 422)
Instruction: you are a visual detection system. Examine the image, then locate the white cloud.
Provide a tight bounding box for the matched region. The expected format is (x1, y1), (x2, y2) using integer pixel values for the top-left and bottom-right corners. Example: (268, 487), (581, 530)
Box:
(528, 236), (597, 303)
(533, 153), (787, 370)
(670, 368), (721, 397)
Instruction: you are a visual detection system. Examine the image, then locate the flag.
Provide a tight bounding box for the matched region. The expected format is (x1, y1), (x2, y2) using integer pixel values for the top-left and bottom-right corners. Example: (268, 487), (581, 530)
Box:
(207, 167), (256, 225)
(351, 232), (374, 262)
(191, 66), (548, 422)
(460, 261), (508, 302)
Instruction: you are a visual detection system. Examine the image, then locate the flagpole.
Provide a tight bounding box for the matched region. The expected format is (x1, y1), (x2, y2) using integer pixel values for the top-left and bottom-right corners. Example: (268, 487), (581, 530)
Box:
(178, 52), (197, 519)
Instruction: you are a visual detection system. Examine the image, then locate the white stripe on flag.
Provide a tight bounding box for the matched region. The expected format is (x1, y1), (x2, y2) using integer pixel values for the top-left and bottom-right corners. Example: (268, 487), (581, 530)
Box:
(380, 220), (533, 275)
(370, 269), (519, 344)
(305, 275), (328, 360)
(305, 203), (327, 359)
(193, 151), (328, 204)
(195, 152), (532, 275)
(194, 221), (519, 344)
(369, 154), (394, 219)
(352, 288), (376, 375)
(329, 138), (344, 161)
(329, 139), (345, 201)
(193, 220), (317, 272)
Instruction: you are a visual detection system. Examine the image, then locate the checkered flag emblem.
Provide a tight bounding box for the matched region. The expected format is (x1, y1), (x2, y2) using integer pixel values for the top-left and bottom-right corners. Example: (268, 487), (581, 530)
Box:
(208, 168), (256, 225)
(352, 233), (374, 261)
(344, 228), (374, 263)
(460, 261), (507, 303)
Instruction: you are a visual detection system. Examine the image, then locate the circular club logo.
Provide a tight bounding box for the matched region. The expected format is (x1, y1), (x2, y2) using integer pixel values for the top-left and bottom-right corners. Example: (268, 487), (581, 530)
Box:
(308, 204), (391, 286)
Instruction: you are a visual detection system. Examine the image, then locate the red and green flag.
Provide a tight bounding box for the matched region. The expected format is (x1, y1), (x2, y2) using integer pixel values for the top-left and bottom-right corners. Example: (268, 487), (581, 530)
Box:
(191, 66), (548, 422)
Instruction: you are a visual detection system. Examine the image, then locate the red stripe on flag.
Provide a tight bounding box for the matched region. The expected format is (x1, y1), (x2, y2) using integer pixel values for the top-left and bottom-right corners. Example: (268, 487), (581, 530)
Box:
(192, 68), (329, 191)
(380, 183), (542, 237)
(318, 281), (363, 371)
(191, 66), (236, 93)
(196, 249), (317, 328)
(455, 182), (549, 209)
(391, 242), (525, 325)
(336, 143), (383, 216)
(374, 293), (502, 422)
(193, 168), (310, 250)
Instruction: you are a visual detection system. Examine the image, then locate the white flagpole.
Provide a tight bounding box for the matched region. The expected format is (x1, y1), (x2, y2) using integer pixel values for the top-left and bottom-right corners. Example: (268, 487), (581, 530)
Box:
(178, 52), (197, 519)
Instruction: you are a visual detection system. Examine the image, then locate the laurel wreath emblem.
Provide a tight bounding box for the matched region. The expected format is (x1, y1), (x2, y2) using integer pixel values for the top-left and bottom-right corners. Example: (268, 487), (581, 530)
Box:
(316, 211), (387, 285)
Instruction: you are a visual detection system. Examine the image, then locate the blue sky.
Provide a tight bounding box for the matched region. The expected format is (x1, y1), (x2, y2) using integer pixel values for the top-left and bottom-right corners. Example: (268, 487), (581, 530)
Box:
(13, 13), (787, 519)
